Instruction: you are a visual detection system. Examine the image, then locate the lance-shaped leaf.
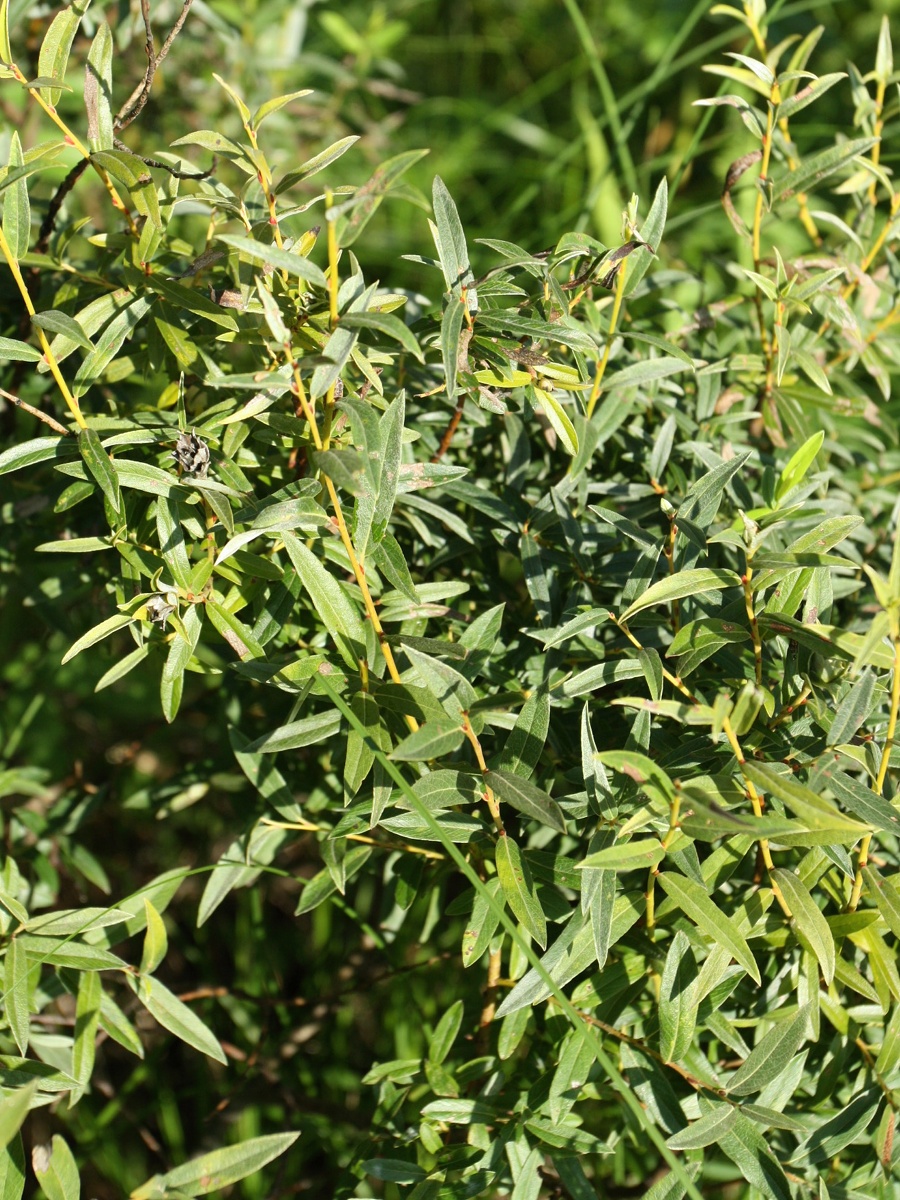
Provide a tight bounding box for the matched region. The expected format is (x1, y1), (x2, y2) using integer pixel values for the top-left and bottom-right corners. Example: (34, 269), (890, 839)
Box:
(431, 175), (475, 303)
(38, 0), (91, 106)
(742, 761), (870, 844)
(485, 769), (566, 833)
(4, 940), (29, 1056)
(391, 717), (465, 762)
(496, 834), (547, 948)
(462, 877), (503, 967)
(129, 974), (226, 1064)
(3, 134), (29, 260)
(282, 534), (366, 669)
(657, 873), (760, 984)
(621, 568), (742, 622)
(772, 868), (835, 983)
(131, 1132), (299, 1199)
(84, 21), (113, 152)
(33, 1134), (79, 1200)
(79, 426), (121, 516)
(726, 1005), (810, 1096)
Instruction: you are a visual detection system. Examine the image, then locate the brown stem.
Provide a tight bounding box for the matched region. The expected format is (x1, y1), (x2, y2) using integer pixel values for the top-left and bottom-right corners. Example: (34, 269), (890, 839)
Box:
(431, 391), (465, 463)
(0, 388), (72, 435)
(115, 0), (195, 132)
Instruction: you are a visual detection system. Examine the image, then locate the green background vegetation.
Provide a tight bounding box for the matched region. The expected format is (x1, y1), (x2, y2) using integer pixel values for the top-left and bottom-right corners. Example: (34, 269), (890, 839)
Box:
(1, 0), (900, 1197)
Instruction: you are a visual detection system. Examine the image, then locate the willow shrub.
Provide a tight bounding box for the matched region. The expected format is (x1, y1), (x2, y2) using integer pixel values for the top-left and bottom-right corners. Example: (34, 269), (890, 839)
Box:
(1, 0), (900, 1196)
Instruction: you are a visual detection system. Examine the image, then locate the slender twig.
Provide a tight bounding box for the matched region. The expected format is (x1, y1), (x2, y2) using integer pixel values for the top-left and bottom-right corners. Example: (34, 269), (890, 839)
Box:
(742, 564), (763, 686)
(722, 716), (792, 918)
(113, 138), (216, 180)
(0, 226), (87, 429)
(35, 161), (88, 256)
(848, 635), (900, 911)
(0, 388), (72, 435)
(586, 261), (628, 419)
(115, 0), (195, 132)
(432, 392), (465, 463)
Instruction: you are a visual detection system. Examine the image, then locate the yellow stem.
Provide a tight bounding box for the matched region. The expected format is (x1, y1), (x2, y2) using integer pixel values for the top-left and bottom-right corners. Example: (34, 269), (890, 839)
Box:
(616, 617), (695, 701)
(462, 721), (503, 832)
(260, 817), (443, 860)
(849, 637), (900, 910)
(0, 226), (86, 428)
(14, 66), (136, 234)
(322, 189), (341, 449)
(742, 565), (763, 685)
(868, 77), (887, 206)
(243, 123), (284, 249)
(586, 260), (628, 419)
(286, 359), (413, 723)
(723, 715), (792, 916)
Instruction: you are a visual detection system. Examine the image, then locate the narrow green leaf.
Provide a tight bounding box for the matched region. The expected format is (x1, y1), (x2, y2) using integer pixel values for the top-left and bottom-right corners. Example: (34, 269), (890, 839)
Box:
(216, 233), (327, 288)
(621, 568), (742, 622)
(73, 296), (153, 395)
(496, 834), (547, 948)
(624, 176), (667, 296)
(332, 148), (430, 247)
(139, 899), (168, 975)
(131, 974), (226, 1064)
(772, 135), (878, 202)
(0, 337), (41, 363)
(3, 942), (29, 1056)
(282, 533), (366, 669)
(160, 605), (202, 723)
(131, 1133), (299, 1200)
(341, 311), (424, 361)
(667, 1104), (738, 1150)
(862, 866), (900, 938)
(432, 176), (474, 301)
(496, 690), (549, 779)
(38, 0), (91, 107)
(579, 838), (665, 870)
(726, 1005), (810, 1095)
(461, 877), (503, 967)
(15, 936), (124, 971)
(79, 426), (121, 515)
(2, 134), (28, 260)
(71, 970), (101, 1099)
(84, 21), (113, 151)
(440, 294), (466, 399)
(0, 0), (10, 63)
(274, 135), (359, 193)
(742, 761), (870, 843)
(244, 710), (342, 754)
(533, 386), (578, 455)
(776, 430), (824, 501)
(250, 87), (312, 129)
(32, 1134), (79, 1200)
(718, 1113), (792, 1200)
(771, 869), (835, 983)
(428, 999), (464, 1065)
(657, 873), (760, 983)
(206, 600), (265, 661)
(156, 495), (191, 589)
(485, 768), (566, 833)
(391, 717), (465, 762)
(99, 992), (144, 1059)
(61, 612), (134, 664)
(0, 1083), (37, 1154)
(658, 931), (698, 1064)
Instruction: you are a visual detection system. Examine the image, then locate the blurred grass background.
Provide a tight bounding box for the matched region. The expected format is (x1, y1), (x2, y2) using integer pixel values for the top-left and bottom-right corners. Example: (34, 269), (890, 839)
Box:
(1, 0), (896, 1194)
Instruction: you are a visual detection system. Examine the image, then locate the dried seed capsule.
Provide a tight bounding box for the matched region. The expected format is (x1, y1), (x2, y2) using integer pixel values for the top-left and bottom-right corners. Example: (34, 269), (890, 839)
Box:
(172, 430), (211, 479)
(145, 594), (177, 627)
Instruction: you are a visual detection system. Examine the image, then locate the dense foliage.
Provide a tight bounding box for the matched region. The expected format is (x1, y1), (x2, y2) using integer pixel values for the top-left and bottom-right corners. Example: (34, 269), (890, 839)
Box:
(1, 0), (900, 1197)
